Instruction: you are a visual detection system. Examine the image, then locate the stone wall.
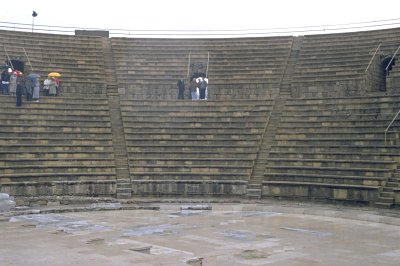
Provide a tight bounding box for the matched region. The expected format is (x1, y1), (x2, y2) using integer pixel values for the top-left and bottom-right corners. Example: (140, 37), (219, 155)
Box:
(0, 181), (116, 197)
(364, 49), (386, 93)
(132, 180), (247, 198)
(261, 183), (379, 204)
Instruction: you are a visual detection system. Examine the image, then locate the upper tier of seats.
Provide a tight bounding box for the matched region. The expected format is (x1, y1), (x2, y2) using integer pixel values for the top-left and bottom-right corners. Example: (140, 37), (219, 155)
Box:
(0, 30), (106, 96)
(1, 27), (399, 99)
(292, 27), (400, 97)
(111, 36), (294, 100)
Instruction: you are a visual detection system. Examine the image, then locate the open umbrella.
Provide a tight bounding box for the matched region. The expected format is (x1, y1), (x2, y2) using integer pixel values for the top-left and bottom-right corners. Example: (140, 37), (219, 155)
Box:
(48, 72), (61, 78)
(28, 73), (40, 78)
(28, 73), (40, 84)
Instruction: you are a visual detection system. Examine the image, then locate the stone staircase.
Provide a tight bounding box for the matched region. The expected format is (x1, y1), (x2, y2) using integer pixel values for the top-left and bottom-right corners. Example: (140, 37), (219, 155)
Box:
(246, 36), (303, 199)
(375, 151), (400, 208)
(102, 38), (131, 199)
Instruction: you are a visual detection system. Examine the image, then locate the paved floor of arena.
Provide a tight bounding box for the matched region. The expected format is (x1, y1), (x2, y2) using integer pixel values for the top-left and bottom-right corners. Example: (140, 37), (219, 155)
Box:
(1, 201), (400, 266)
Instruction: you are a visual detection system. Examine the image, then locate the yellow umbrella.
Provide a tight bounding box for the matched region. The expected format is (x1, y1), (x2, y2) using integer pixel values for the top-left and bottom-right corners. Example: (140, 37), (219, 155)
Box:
(48, 72), (61, 78)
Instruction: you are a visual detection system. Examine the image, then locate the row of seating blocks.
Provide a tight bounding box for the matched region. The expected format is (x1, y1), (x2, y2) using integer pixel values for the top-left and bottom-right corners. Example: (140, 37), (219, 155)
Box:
(0, 29), (106, 96)
(263, 95), (400, 202)
(120, 99), (272, 181)
(0, 96), (116, 197)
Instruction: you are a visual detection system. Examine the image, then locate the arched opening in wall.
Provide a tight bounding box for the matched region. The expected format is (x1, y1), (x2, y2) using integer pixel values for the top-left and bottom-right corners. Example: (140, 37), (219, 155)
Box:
(8, 59), (25, 73)
(380, 55), (396, 91)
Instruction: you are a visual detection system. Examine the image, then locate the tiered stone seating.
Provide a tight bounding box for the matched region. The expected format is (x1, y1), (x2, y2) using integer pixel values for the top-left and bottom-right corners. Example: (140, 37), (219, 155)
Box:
(0, 30), (106, 95)
(0, 96), (116, 196)
(262, 94), (400, 203)
(0, 26), (399, 205)
(120, 99), (274, 196)
(292, 28), (400, 97)
(111, 37), (293, 100)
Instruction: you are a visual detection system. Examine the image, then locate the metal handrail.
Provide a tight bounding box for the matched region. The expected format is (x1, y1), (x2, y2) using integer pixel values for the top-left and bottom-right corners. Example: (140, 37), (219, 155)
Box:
(3, 46), (13, 70)
(384, 109), (400, 145)
(385, 45), (400, 71)
(23, 47), (34, 72)
(365, 43), (381, 73)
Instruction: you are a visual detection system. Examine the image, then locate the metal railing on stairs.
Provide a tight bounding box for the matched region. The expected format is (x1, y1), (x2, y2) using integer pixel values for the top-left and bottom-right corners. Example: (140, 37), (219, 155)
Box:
(365, 43), (381, 73)
(385, 45), (400, 73)
(384, 109), (400, 145)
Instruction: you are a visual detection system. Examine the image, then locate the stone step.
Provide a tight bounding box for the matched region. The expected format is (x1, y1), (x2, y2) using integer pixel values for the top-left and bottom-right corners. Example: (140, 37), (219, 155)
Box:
(264, 173), (386, 186)
(380, 191), (394, 198)
(374, 202), (394, 209)
(376, 196), (395, 204)
(246, 189), (262, 200)
(116, 192), (132, 199)
(266, 158), (396, 169)
(116, 186), (132, 193)
(247, 183), (261, 189)
(265, 165), (392, 178)
(385, 181), (399, 187)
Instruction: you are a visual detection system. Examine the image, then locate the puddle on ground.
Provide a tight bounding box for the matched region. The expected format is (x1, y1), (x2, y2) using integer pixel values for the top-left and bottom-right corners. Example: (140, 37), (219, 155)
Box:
(123, 223), (198, 237)
(9, 214), (111, 234)
(220, 229), (253, 241)
(237, 249), (272, 259)
(223, 211), (283, 218)
(90, 202), (121, 209)
(280, 227), (332, 237)
(123, 223), (175, 237)
(219, 229), (277, 241)
(168, 210), (206, 218)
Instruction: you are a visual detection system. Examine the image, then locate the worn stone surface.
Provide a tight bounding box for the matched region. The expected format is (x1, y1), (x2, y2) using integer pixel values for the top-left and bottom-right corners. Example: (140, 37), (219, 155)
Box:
(1, 202), (400, 265)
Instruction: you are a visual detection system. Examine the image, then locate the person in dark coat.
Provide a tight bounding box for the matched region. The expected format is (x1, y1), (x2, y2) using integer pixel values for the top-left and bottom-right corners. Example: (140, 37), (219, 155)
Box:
(16, 78), (23, 107)
(25, 76), (33, 101)
(1, 68), (11, 95)
(177, 79), (185, 99)
(199, 78), (208, 100)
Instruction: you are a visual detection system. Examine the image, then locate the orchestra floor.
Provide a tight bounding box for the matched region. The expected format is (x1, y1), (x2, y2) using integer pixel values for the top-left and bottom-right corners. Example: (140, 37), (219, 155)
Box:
(1, 201), (400, 265)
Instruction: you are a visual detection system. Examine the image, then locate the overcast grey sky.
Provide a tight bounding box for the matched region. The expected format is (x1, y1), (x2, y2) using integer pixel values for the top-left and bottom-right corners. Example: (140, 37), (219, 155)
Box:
(1, 0), (400, 36)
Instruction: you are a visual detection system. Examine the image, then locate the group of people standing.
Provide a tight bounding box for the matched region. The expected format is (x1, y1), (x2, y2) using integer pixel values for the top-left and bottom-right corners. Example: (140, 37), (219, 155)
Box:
(177, 77), (209, 100)
(1, 68), (60, 107)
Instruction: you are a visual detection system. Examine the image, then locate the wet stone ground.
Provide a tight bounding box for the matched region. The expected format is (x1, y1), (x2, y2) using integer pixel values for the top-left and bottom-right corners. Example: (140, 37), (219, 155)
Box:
(1, 203), (400, 265)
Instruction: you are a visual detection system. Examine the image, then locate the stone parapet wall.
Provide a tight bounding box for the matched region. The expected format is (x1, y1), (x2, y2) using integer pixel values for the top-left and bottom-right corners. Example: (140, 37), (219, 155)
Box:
(0, 180), (116, 197)
(261, 182), (379, 203)
(131, 180), (247, 197)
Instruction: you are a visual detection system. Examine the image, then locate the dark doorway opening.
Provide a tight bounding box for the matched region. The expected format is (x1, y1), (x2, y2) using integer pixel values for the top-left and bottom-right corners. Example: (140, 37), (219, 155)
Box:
(190, 72), (206, 80)
(8, 60), (25, 73)
(380, 55), (397, 91)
